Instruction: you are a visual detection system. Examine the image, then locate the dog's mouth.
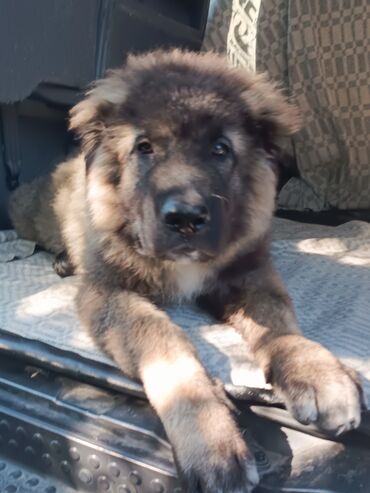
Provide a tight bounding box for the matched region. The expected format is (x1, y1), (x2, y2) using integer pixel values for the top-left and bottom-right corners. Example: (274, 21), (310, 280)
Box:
(154, 243), (215, 263)
(134, 234), (214, 263)
(164, 244), (214, 262)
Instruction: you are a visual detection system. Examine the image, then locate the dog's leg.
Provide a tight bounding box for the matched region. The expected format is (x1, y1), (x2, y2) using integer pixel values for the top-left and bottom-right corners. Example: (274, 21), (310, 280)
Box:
(199, 264), (365, 435)
(77, 283), (259, 493)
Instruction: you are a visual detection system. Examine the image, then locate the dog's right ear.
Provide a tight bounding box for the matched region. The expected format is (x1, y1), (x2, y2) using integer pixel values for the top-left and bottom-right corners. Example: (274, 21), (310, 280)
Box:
(239, 72), (302, 156)
(69, 69), (128, 161)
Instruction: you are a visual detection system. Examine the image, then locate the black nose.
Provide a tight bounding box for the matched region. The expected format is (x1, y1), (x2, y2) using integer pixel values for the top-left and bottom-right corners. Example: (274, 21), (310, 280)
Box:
(161, 199), (210, 235)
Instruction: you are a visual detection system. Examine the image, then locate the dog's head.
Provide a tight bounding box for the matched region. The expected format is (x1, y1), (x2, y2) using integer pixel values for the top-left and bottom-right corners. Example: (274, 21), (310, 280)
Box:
(70, 50), (301, 263)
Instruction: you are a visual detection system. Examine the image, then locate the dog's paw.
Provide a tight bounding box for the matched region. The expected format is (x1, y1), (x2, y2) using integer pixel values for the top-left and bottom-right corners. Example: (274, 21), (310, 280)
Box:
(53, 251), (75, 277)
(181, 444), (258, 493)
(269, 335), (365, 435)
(167, 396), (259, 492)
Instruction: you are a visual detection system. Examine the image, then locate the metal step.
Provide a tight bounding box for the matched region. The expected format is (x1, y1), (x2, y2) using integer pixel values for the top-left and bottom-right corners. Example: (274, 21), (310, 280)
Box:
(0, 353), (180, 492)
(0, 456), (77, 493)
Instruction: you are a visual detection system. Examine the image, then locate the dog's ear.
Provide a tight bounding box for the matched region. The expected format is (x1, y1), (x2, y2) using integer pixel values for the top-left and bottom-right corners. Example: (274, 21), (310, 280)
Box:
(69, 69), (128, 162)
(240, 72), (302, 154)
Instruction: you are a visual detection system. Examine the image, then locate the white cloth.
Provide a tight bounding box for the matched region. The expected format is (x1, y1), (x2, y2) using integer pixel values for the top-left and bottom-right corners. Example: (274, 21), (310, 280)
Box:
(0, 230), (35, 262)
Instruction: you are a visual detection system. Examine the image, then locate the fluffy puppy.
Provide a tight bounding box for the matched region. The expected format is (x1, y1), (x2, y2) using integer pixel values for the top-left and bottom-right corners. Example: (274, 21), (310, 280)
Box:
(9, 50), (364, 493)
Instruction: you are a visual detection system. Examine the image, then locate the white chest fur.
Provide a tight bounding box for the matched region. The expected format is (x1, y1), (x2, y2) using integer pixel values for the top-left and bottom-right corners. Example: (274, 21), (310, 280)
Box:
(172, 262), (210, 300)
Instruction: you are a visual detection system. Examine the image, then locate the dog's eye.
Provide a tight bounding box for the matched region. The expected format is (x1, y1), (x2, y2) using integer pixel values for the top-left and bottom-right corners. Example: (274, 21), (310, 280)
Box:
(136, 140), (153, 154)
(212, 140), (230, 157)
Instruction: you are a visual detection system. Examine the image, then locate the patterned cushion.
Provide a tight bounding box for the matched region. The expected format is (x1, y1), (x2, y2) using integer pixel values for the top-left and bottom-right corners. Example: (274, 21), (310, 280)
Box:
(203, 0), (370, 211)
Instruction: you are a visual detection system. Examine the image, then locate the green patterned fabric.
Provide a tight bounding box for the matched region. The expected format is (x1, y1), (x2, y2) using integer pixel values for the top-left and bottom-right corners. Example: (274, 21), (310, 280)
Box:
(204, 0), (370, 211)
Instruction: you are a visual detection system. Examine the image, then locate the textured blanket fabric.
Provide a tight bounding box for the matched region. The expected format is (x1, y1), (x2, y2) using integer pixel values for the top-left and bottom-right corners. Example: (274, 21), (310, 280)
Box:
(0, 230), (35, 262)
(0, 219), (369, 401)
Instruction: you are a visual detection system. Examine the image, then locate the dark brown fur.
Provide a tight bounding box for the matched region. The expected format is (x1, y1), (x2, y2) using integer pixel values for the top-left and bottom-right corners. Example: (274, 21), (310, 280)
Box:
(9, 50), (364, 493)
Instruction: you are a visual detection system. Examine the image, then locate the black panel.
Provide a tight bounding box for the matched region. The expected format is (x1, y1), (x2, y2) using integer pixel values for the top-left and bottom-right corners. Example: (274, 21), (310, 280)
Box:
(0, 0), (100, 103)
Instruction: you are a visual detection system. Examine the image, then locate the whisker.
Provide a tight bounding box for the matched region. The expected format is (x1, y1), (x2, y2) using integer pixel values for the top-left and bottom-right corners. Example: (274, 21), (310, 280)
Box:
(211, 193), (229, 204)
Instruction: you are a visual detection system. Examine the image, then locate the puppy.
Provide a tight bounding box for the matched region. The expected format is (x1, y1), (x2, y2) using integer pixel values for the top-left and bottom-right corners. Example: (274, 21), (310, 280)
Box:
(9, 50), (364, 492)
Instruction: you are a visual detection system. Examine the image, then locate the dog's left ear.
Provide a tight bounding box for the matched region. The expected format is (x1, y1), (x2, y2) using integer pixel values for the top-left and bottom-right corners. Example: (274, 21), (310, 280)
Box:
(69, 69), (128, 160)
(241, 72), (302, 153)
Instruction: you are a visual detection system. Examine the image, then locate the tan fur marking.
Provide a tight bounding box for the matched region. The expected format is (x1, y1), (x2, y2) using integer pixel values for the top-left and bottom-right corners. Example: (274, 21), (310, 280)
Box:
(106, 124), (138, 163)
(141, 355), (203, 411)
(87, 149), (124, 232)
(69, 70), (128, 132)
(224, 128), (249, 156)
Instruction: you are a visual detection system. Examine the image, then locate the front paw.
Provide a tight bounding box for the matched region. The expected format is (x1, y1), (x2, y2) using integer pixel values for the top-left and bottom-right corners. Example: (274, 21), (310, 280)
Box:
(164, 394), (259, 492)
(53, 250), (75, 277)
(269, 335), (365, 435)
